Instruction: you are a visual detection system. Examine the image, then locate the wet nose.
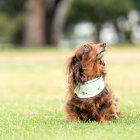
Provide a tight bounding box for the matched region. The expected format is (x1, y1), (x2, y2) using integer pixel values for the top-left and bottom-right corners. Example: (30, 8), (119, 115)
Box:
(100, 43), (106, 47)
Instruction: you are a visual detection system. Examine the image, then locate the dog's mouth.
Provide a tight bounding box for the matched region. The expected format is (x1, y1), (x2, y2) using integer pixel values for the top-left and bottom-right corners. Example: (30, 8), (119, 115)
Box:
(95, 48), (106, 60)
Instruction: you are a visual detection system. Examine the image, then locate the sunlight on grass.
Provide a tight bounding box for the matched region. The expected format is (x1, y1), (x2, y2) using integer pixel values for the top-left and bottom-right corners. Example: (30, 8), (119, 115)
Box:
(0, 46), (140, 140)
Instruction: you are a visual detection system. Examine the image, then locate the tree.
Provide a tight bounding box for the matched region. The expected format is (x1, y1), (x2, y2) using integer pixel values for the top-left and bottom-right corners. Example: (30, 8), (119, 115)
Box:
(0, 0), (73, 46)
(67, 0), (135, 42)
(0, 0), (137, 46)
(23, 0), (46, 47)
(46, 0), (73, 45)
(23, 0), (73, 46)
(133, 0), (140, 10)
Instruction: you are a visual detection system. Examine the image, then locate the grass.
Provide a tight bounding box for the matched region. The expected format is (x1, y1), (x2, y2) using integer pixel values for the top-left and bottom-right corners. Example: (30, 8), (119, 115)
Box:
(0, 46), (140, 140)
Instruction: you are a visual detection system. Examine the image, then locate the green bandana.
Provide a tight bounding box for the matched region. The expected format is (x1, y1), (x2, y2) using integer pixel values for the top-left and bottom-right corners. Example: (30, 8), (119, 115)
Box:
(74, 76), (105, 98)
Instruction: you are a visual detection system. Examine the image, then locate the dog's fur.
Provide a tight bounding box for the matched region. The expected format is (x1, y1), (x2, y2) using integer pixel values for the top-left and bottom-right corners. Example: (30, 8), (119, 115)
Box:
(64, 42), (120, 123)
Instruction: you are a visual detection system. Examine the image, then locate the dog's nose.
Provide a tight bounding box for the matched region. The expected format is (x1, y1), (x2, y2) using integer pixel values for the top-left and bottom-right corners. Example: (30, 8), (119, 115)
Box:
(100, 43), (106, 47)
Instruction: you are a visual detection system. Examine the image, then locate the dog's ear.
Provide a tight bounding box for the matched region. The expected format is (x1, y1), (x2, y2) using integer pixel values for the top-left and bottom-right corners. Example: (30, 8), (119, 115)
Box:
(66, 55), (83, 89)
(99, 59), (106, 79)
(66, 55), (76, 75)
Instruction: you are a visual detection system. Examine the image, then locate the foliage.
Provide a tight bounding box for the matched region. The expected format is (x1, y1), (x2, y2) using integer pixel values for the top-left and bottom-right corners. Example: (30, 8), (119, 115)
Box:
(0, 0), (26, 15)
(133, 0), (140, 10)
(0, 0), (26, 43)
(0, 13), (24, 43)
(0, 0), (139, 45)
(67, 0), (135, 24)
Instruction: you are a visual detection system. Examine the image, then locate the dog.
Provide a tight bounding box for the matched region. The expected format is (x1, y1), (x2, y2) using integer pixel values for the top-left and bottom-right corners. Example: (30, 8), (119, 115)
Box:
(64, 42), (120, 123)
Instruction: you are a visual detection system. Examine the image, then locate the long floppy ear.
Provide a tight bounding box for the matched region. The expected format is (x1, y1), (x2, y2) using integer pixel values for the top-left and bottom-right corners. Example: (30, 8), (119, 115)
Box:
(99, 59), (106, 79)
(66, 55), (83, 90)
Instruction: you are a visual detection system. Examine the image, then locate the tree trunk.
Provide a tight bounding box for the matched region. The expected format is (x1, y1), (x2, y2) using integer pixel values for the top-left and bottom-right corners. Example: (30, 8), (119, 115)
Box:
(95, 23), (102, 43)
(51, 0), (72, 45)
(23, 0), (45, 47)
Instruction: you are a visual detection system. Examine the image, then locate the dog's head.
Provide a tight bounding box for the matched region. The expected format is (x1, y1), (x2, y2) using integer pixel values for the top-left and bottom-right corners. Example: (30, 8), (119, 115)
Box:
(66, 42), (106, 89)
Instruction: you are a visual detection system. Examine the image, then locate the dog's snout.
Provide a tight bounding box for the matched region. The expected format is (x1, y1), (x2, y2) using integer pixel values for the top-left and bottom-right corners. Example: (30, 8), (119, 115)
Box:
(100, 43), (106, 47)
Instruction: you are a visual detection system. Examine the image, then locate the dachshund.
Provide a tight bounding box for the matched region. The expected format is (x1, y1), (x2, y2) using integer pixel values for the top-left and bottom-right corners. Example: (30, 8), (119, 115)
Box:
(64, 42), (120, 123)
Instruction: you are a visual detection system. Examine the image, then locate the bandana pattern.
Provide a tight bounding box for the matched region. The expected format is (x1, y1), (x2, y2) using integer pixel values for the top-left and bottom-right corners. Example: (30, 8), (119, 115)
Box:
(74, 76), (105, 98)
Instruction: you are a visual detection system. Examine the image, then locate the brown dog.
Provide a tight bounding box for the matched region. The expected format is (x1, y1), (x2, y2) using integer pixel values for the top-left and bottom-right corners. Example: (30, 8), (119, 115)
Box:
(64, 42), (120, 123)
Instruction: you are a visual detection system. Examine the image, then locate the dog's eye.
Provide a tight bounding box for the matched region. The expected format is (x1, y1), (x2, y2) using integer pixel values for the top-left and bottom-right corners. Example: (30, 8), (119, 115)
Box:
(85, 46), (90, 52)
(85, 46), (89, 49)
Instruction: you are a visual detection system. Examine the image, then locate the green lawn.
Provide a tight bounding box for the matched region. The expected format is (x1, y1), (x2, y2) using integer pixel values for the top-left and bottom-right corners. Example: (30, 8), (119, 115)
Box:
(0, 46), (140, 140)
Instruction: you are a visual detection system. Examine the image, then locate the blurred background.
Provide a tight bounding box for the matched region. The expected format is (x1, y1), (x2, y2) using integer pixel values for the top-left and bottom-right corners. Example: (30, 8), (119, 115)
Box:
(0, 0), (140, 48)
(0, 1), (140, 138)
